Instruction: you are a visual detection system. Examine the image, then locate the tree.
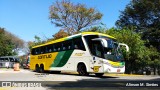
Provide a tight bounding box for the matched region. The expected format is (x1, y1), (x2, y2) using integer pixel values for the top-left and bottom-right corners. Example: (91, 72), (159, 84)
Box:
(4, 30), (24, 53)
(147, 46), (160, 75)
(27, 35), (45, 50)
(34, 35), (41, 44)
(0, 28), (16, 56)
(53, 29), (68, 39)
(82, 23), (106, 33)
(106, 28), (151, 74)
(116, 0), (160, 51)
(49, 0), (102, 35)
(27, 41), (34, 50)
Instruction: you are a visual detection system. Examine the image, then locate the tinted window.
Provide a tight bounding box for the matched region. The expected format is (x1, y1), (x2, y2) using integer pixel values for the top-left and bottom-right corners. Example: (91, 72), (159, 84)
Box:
(31, 37), (85, 55)
(31, 49), (35, 55)
(5, 58), (9, 62)
(0, 58), (4, 61)
(54, 43), (62, 52)
(84, 35), (99, 55)
(92, 41), (103, 58)
(46, 44), (54, 53)
(73, 37), (86, 51)
(40, 46), (46, 54)
(9, 58), (14, 62)
(62, 40), (73, 51)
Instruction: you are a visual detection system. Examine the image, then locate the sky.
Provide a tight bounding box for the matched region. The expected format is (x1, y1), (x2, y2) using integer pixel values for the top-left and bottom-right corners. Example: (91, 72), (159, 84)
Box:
(0, 0), (130, 42)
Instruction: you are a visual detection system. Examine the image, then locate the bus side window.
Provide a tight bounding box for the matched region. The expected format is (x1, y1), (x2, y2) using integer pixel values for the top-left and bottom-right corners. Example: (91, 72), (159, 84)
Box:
(58, 48), (61, 51)
(63, 46), (66, 50)
(45, 46), (49, 53)
(36, 48), (41, 55)
(53, 48), (57, 52)
(31, 49), (35, 55)
(47, 44), (53, 53)
(35, 51), (38, 54)
(54, 43), (62, 52)
(68, 46), (71, 49)
(40, 47), (43, 54)
(73, 37), (86, 51)
(62, 40), (73, 51)
(74, 45), (78, 49)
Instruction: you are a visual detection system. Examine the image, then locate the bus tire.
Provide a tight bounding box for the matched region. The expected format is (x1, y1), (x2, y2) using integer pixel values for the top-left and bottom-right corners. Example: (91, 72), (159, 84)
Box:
(77, 63), (89, 76)
(95, 73), (104, 77)
(35, 64), (40, 72)
(39, 64), (44, 73)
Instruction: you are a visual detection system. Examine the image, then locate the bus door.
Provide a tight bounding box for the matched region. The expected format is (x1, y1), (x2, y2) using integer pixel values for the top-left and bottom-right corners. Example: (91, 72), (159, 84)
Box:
(90, 40), (103, 73)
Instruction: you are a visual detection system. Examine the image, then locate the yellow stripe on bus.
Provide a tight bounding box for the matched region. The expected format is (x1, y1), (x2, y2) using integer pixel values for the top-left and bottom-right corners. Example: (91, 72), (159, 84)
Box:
(30, 52), (58, 70)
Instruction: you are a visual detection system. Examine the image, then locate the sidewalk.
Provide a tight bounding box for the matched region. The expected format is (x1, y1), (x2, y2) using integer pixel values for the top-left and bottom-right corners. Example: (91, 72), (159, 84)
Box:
(0, 68), (22, 73)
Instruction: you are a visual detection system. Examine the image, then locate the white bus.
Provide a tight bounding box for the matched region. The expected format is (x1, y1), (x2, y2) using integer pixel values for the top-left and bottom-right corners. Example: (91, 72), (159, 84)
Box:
(30, 32), (129, 77)
(0, 56), (20, 68)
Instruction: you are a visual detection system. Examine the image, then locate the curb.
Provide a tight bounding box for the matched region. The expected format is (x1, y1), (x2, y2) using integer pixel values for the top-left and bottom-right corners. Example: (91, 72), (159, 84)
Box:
(61, 72), (144, 76)
(105, 74), (144, 76)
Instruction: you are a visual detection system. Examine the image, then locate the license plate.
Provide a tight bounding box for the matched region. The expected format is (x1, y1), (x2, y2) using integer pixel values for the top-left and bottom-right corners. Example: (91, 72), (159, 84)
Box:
(117, 69), (120, 72)
(93, 66), (100, 72)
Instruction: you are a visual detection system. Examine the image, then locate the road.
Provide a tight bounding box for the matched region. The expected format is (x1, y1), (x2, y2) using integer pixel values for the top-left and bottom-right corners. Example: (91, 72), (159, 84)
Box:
(0, 69), (160, 90)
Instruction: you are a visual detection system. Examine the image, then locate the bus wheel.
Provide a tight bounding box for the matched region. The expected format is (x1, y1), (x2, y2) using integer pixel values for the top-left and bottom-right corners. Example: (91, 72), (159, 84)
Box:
(95, 73), (104, 77)
(77, 64), (89, 76)
(35, 65), (39, 72)
(39, 65), (44, 73)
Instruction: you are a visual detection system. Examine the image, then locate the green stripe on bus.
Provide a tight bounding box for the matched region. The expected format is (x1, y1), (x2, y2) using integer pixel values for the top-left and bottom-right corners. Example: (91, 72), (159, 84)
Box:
(50, 51), (66, 67)
(121, 62), (125, 66)
(56, 50), (74, 67)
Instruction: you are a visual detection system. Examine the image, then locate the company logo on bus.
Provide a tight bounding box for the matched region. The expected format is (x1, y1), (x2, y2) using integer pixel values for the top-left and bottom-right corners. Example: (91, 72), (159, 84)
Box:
(38, 54), (52, 59)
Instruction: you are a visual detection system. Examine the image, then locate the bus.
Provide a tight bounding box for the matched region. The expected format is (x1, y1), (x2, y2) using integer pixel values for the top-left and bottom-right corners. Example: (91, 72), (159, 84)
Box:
(0, 56), (20, 68)
(30, 32), (129, 77)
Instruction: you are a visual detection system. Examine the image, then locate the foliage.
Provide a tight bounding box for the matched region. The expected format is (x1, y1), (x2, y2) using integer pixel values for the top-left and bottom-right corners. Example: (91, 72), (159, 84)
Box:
(116, 0), (160, 51)
(0, 28), (16, 56)
(147, 46), (160, 73)
(105, 28), (155, 74)
(82, 23), (106, 33)
(27, 35), (44, 50)
(49, 0), (102, 35)
(53, 29), (69, 39)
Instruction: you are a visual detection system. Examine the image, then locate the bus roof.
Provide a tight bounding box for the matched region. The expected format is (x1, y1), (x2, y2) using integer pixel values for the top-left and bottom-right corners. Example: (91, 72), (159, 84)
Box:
(32, 32), (116, 48)
(81, 32), (115, 39)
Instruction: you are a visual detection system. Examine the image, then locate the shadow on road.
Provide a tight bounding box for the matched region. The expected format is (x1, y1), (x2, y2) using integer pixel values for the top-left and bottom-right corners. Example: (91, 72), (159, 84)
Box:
(32, 71), (159, 90)
(28, 70), (160, 89)
(41, 70), (119, 79)
(42, 78), (160, 90)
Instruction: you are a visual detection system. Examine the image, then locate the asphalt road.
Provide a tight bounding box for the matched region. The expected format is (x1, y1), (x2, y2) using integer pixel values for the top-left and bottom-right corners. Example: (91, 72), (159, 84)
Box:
(0, 69), (160, 90)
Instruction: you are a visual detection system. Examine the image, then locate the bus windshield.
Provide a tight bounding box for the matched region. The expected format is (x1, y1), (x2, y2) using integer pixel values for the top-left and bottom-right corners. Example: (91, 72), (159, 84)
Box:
(84, 35), (124, 61)
(103, 42), (124, 61)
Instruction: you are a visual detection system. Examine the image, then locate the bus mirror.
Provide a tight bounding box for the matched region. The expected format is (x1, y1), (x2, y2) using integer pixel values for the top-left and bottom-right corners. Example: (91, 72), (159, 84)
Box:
(118, 43), (129, 52)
